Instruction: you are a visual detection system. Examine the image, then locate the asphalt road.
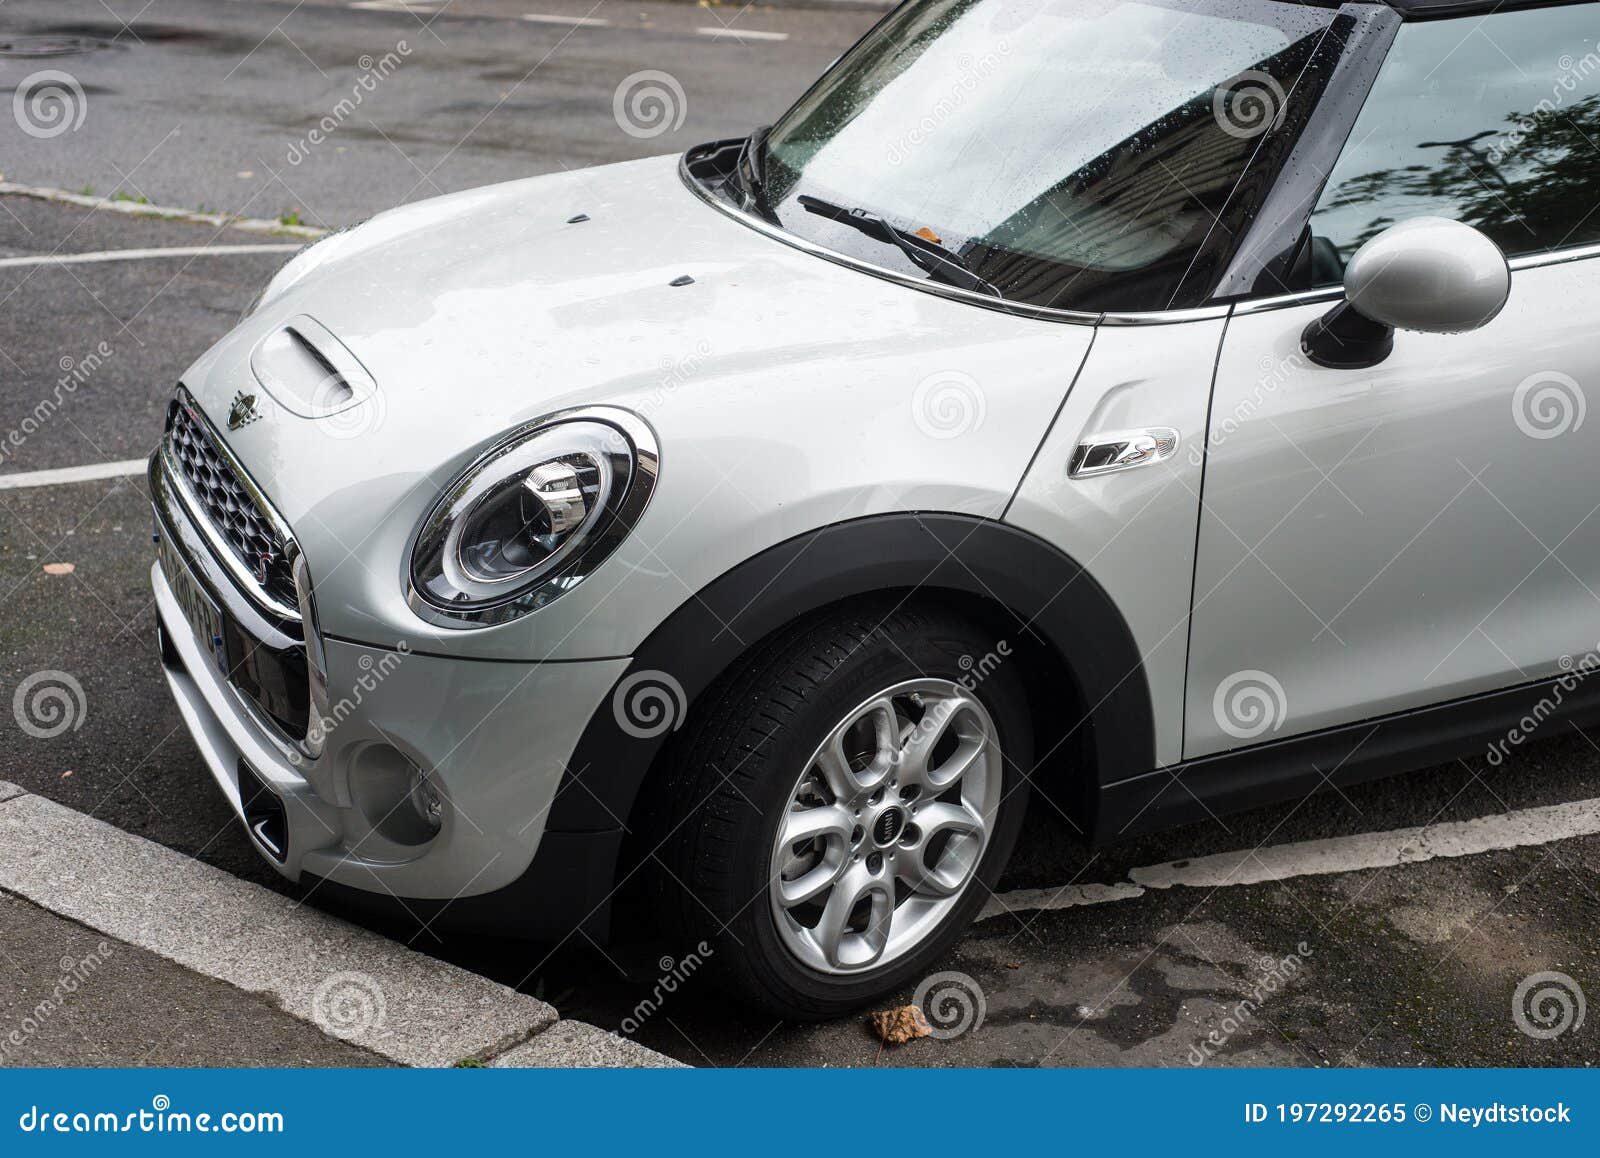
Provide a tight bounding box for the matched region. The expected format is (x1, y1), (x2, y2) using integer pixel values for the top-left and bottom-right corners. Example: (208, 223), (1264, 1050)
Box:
(1, 0), (1597, 1068)
(0, 0), (863, 227)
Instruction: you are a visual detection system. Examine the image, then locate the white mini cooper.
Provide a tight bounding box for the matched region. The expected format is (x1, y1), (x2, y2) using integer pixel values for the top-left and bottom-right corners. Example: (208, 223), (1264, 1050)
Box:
(151, 0), (1600, 1016)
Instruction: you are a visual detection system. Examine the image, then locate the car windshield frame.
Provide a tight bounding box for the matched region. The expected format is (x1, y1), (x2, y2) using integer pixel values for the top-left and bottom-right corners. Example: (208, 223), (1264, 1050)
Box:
(710, 0), (1374, 317)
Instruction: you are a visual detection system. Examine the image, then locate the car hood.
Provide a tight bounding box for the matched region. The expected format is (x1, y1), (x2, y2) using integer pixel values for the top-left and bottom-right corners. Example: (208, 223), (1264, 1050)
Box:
(177, 153), (1090, 655)
(188, 154), (865, 500)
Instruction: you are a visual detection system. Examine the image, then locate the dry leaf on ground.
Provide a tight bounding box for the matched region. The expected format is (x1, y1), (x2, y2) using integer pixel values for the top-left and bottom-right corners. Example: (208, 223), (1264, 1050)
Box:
(868, 1005), (932, 1045)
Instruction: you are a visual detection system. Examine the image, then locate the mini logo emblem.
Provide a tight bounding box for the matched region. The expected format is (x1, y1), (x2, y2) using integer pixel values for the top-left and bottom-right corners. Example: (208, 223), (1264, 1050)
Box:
(227, 392), (262, 431)
(872, 807), (906, 848)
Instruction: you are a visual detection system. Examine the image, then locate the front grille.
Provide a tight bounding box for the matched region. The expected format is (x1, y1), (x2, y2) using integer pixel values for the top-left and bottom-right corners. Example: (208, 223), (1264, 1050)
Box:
(165, 394), (298, 613)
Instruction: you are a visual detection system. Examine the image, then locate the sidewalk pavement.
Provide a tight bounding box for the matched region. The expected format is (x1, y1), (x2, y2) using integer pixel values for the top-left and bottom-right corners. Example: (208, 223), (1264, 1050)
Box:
(0, 782), (680, 1069)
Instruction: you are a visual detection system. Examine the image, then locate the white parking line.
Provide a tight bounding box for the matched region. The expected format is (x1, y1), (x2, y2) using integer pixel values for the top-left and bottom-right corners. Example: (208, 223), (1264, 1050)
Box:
(697, 27), (791, 41)
(0, 245), (301, 270)
(0, 459), (149, 490)
(349, 1), (445, 11)
(979, 796), (1600, 921)
(522, 13), (612, 26)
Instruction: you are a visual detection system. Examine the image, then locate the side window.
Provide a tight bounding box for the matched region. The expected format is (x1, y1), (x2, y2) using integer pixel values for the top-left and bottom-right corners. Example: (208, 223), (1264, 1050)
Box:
(1307, 5), (1600, 281)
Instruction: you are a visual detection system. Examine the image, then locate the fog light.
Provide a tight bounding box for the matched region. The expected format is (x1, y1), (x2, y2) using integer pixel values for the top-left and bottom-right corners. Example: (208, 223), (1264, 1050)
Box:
(407, 768), (443, 834)
(349, 744), (443, 848)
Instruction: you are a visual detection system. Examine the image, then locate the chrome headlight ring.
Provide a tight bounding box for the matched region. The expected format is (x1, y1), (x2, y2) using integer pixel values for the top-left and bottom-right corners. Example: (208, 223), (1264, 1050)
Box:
(406, 407), (660, 629)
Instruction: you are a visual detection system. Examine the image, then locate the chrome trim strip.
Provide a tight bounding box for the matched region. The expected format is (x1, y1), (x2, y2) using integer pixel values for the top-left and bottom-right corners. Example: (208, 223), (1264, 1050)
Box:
(1099, 304), (1233, 326)
(678, 155), (1121, 328)
(1510, 242), (1600, 272)
(1234, 287), (1344, 316)
(149, 454), (301, 648)
(1069, 427), (1181, 479)
(150, 479), (309, 760)
(162, 387), (302, 622)
(152, 563), (319, 809)
(1234, 242), (1600, 317)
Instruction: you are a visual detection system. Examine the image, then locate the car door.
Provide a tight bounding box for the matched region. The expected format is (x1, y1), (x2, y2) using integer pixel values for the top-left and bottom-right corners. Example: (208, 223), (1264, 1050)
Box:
(1185, 3), (1600, 759)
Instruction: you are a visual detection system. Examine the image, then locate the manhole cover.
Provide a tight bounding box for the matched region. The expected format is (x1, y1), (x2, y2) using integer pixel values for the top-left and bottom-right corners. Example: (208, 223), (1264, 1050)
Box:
(0, 35), (116, 58)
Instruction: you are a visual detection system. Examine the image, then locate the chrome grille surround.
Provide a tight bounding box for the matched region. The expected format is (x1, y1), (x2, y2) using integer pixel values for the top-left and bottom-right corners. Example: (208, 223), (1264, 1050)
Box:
(161, 386), (301, 621)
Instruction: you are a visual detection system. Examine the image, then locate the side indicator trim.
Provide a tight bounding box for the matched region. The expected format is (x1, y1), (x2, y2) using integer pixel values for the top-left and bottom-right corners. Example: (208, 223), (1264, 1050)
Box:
(1069, 428), (1181, 480)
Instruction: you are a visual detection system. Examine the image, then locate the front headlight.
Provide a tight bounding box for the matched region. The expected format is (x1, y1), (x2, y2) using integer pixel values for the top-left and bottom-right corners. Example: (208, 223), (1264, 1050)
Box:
(406, 407), (659, 628)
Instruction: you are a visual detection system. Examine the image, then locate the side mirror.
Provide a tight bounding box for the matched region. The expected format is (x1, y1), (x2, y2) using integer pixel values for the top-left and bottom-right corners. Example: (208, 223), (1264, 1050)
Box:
(1302, 217), (1511, 370)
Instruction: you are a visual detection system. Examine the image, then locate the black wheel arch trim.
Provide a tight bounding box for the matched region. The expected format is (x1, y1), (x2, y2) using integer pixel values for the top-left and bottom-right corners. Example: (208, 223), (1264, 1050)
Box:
(550, 512), (1156, 836)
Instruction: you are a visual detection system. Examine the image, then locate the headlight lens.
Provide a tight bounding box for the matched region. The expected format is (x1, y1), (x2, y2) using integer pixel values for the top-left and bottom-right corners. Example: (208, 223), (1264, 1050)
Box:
(407, 408), (659, 628)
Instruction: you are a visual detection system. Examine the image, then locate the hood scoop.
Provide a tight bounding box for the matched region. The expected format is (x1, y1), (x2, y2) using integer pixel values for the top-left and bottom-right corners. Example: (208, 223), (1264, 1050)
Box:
(249, 314), (377, 420)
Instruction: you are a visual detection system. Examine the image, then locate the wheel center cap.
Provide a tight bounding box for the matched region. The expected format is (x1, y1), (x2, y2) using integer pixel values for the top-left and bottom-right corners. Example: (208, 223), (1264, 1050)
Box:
(872, 806), (906, 849)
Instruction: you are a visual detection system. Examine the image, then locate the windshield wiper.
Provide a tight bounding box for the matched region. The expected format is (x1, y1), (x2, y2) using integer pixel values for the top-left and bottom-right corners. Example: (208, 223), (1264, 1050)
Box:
(797, 194), (1001, 298)
(737, 126), (771, 217)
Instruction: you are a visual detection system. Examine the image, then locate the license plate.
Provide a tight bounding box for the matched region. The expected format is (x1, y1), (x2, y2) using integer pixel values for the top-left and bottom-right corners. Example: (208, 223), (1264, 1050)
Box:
(156, 526), (227, 676)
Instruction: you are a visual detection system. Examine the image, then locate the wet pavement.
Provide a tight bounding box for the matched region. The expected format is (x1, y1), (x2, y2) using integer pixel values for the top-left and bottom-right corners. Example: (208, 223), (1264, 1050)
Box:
(1, 0), (1596, 1068)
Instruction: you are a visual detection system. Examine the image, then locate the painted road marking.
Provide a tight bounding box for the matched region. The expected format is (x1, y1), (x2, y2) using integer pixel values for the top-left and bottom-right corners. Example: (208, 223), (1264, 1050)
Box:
(0, 459), (149, 490)
(522, 13), (612, 26)
(349, 1), (445, 12)
(697, 27), (790, 42)
(0, 244), (300, 269)
(979, 796), (1600, 921)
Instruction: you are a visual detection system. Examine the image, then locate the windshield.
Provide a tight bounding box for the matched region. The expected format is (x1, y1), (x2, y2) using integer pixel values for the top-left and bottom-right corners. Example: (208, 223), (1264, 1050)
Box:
(754, 0), (1349, 314)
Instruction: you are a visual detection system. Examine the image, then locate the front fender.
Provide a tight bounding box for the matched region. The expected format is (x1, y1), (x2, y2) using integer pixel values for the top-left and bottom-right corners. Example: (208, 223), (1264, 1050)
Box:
(551, 512), (1155, 834)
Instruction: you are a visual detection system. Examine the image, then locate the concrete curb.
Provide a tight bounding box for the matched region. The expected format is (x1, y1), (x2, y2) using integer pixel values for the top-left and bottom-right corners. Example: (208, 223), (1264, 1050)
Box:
(0, 783), (681, 1069)
(738, 0), (895, 9)
(0, 177), (329, 240)
(491, 1021), (685, 1068)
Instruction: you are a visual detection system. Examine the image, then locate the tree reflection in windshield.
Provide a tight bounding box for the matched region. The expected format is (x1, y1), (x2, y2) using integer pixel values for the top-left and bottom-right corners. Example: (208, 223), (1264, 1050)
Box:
(760, 0), (1350, 314)
(1316, 94), (1600, 267)
(1308, 7), (1600, 278)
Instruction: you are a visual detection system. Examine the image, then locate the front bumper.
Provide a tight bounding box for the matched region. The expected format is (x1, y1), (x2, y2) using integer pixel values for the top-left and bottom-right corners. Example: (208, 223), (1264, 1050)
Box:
(151, 527), (629, 904)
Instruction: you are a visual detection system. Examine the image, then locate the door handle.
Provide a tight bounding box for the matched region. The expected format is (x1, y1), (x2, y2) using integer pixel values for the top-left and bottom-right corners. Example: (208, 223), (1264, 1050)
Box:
(1069, 428), (1180, 479)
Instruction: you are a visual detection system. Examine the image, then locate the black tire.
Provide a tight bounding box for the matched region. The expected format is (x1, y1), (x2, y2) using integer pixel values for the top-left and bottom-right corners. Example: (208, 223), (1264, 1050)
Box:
(653, 601), (1032, 1019)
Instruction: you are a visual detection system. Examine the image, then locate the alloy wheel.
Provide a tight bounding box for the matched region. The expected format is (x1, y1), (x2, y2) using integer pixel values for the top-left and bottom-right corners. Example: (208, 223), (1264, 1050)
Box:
(767, 678), (1002, 974)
